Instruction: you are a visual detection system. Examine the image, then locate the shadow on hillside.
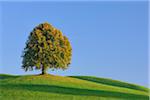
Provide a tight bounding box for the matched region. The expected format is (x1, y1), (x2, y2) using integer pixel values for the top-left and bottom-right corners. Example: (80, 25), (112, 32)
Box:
(1, 84), (148, 99)
(0, 75), (20, 80)
(69, 76), (149, 92)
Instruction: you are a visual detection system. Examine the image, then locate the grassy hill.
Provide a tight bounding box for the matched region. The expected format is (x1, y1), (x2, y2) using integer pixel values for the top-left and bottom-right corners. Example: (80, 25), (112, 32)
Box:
(0, 74), (149, 100)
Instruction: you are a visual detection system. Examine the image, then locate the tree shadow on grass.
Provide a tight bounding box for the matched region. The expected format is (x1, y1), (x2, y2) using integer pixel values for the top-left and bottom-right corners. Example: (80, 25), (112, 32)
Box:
(1, 84), (149, 100)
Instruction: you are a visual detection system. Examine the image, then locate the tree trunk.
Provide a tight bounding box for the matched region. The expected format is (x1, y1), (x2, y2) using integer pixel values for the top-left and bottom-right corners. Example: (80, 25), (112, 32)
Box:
(41, 65), (47, 75)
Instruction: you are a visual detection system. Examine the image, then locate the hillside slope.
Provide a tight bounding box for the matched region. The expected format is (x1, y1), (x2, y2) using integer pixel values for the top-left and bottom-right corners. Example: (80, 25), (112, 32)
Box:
(0, 74), (149, 100)
(70, 76), (149, 92)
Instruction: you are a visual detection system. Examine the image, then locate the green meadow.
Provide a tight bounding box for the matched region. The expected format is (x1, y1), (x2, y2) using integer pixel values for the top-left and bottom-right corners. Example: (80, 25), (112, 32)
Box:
(0, 74), (149, 100)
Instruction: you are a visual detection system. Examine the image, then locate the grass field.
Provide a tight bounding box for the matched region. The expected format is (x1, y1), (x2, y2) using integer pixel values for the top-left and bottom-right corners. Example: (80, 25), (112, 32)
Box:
(0, 74), (149, 100)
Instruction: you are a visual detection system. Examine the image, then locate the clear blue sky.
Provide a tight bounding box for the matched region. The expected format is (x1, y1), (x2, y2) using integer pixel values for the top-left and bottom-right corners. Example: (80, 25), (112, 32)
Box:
(0, 1), (148, 87)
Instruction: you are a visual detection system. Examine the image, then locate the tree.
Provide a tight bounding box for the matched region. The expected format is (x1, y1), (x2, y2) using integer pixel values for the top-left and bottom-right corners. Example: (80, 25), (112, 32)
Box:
(22, 22), (72, 75)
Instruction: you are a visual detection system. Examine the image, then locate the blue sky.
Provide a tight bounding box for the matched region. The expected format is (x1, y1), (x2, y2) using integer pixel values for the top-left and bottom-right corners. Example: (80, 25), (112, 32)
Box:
(0, 1), (148, 87)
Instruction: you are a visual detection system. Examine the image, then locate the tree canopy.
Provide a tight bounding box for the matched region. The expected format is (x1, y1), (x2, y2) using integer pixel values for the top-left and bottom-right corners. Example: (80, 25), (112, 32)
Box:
(22, 22), (72, 74)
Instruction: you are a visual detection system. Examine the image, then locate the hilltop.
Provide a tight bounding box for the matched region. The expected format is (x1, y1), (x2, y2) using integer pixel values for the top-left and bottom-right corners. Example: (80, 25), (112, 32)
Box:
(0, 74), (149, 100)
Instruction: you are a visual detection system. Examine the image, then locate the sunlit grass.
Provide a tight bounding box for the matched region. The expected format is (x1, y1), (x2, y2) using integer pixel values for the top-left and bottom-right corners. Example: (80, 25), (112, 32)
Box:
(0, 74), (149, 100)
